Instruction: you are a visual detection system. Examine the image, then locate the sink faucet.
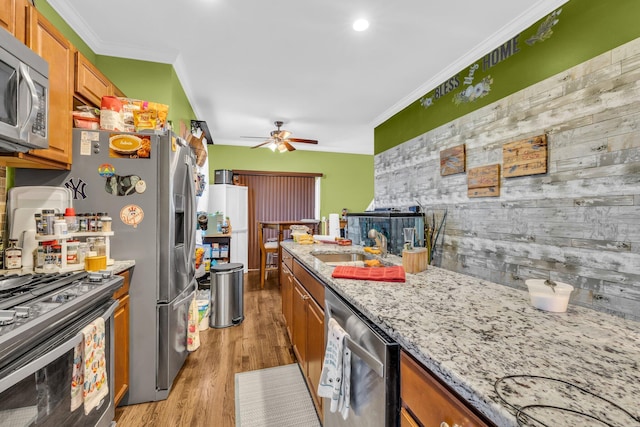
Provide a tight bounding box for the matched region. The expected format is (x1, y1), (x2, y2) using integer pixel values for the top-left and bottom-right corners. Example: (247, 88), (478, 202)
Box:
(368, 229), (387, 257)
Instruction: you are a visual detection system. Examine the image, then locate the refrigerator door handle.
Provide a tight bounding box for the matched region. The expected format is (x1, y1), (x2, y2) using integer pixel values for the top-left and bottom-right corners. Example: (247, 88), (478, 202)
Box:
(172, 280), (197, 310)
(184, 156), (197, 279)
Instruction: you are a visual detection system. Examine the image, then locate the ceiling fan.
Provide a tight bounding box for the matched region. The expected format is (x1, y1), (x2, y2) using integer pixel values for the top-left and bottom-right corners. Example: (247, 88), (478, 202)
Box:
(243, 121), (318, 152)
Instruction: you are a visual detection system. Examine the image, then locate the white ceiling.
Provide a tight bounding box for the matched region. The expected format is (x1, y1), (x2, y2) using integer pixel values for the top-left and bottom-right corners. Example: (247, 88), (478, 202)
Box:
(49, 0), (567, 155)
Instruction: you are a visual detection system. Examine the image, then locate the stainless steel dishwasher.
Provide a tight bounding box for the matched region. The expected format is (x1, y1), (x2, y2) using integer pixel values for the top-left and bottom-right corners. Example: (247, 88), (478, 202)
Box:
(323, 287), (400, 427)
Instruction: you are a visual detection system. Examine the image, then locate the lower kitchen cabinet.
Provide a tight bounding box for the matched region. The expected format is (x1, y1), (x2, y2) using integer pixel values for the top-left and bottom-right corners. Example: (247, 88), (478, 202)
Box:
(113, 269), (131, 407)
(401, 350), (492, 427)
(282, 249), (325, 422)
(280, 250), (294, 340)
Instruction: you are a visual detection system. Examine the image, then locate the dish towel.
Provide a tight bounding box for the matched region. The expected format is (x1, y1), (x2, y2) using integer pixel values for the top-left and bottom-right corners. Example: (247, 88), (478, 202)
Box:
(70, 341), (84, 411)
(187, 296), (201, 352)
(317, 318), (352, 419)
(331, 265), (406, 282)
(81, 317), (109, 415)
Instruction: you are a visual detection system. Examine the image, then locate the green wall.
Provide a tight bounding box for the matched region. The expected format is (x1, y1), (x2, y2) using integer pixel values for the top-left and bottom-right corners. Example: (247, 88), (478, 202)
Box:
(375, 0), (640, 154)
(209, 146), (374, 219)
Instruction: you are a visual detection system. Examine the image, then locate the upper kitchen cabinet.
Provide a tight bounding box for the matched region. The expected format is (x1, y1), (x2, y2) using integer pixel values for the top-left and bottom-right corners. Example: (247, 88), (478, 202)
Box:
(74, 51), (125, 107)
(0, 0), (27, 43)
(0, 6), (74, 169)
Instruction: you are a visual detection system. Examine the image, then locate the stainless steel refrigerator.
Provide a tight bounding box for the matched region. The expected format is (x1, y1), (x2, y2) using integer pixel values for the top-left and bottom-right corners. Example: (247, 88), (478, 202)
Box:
(15, 128), (197, 405)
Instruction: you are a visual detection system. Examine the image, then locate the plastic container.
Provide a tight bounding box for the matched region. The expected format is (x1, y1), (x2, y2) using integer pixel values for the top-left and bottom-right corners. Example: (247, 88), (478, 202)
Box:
(101, 214), (112, 232)
(64, 207), (78, 232)
(525, 279), (574, 313)
(85, 255), (107, 271)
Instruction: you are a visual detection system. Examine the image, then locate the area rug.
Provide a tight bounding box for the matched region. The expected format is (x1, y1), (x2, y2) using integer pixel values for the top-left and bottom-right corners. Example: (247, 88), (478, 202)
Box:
(235, 363), (321, 427)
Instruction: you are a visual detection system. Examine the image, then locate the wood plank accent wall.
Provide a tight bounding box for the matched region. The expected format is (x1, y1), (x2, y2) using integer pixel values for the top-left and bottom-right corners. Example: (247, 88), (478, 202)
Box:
(374, 37), (640, 321)
(234, 172), (317, 270)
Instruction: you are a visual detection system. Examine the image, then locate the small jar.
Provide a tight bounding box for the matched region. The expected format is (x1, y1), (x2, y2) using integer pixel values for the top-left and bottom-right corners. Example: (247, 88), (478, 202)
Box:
(53, 219), (68, 236)
(52, 244), (62, 267)
(35, 242), (45, 268)
(5, 239), (22, 270)
(34, 213), (44, 235)
(94, 236), (107, 257)
(87, 213), (95, 232)
(78, 214), (88, 232)
(101, 214), (112, 232)
(77, 242), (89, 264)
(64, 207), (78, 233)
(42, 209), (55, 235)
(96, 212), (104, 232)
(67, 239), (79, 264)
(86, 237), (96, 252)
(43, 241), (56, 270)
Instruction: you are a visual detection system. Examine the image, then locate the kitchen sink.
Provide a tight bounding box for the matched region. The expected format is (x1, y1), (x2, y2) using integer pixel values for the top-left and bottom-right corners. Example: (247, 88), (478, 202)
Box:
(311, 251), (392, 267)
(311, 252), (371, 263)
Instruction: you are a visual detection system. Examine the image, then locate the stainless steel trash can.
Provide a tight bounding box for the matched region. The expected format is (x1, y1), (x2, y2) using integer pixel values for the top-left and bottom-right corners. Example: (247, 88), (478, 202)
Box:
(210, 263), (244, 328)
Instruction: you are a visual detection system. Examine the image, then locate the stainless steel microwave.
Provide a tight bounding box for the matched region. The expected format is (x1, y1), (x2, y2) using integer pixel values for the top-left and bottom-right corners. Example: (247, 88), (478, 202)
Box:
(0, 27), (48, 153)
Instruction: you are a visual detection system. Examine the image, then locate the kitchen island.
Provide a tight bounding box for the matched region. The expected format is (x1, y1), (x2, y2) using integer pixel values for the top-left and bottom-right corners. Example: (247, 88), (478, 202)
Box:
(281, 241), (640, 426)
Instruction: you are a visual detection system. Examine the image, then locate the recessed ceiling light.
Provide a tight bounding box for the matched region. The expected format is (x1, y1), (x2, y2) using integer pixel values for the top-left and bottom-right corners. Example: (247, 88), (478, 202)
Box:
(353, 19), (369, 32)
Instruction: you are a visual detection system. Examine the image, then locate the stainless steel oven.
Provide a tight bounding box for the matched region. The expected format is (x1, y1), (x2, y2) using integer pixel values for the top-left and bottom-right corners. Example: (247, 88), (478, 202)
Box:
(0, 272), (123, 427)
(323, 287), (400, 427)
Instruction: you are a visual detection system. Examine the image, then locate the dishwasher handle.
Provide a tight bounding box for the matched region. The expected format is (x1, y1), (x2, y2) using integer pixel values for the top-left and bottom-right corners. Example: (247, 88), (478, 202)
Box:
(326, 300), (384, 378)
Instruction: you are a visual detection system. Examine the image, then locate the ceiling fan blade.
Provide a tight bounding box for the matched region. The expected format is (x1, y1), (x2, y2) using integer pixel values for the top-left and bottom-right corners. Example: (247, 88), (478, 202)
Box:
(288, 138), (318, 144)
(241, 135), (270, 139)
(283, 140), (296, 151)
(250, 140), (272, 149)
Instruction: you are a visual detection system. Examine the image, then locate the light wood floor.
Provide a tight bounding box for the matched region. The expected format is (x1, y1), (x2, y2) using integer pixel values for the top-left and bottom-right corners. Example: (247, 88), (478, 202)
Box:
(114, 271), (295, 427)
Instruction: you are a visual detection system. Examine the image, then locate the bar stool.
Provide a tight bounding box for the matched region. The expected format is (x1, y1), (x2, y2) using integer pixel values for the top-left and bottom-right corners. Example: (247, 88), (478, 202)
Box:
(258, 224), (278, 289)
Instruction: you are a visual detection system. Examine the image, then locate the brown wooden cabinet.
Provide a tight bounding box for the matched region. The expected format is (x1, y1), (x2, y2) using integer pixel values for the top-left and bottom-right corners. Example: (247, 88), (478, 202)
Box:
(113, 269), (131, 407)
(281, 249), (325, 422)
(0, 0), (26, 42)
(401, 351), (492, 427)
(280, 257), (293, 340)
(74, 51), (112, 107)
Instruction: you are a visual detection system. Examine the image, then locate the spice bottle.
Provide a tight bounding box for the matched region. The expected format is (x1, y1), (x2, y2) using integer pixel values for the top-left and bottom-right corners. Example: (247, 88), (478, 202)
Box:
(101, 213), (112, 232)
(78, 213), (88, 232)
(34, 213), (44, 235)
(5, 239), (22, 270)
(42, 209), (55, 235)
(64, 207), (78, 232)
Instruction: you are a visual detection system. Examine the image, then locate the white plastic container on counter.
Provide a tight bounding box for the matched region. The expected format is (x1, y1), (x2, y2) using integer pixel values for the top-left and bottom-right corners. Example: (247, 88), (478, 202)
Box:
(525, 279), (574, 313)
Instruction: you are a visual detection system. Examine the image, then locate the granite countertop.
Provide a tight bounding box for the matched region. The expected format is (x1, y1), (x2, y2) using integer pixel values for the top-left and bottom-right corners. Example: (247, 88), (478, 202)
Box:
(282, 241), (640, 427)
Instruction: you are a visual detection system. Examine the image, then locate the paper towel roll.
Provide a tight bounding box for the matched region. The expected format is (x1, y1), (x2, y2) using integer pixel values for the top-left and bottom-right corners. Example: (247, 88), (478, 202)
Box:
(329, 213), (340, 238)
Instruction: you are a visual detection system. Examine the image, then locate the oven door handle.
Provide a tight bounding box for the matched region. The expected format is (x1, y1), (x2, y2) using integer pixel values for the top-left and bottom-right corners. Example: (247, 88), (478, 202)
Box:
(326, 301), (384, 378)
(0, 300), (118, 394)
(0, 333), (82, 394)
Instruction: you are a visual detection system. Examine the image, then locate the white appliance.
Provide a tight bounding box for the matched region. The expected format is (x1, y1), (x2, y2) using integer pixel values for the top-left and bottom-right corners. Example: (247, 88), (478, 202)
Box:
(208, 184), (248, 273)
(0, 27), (49, 152)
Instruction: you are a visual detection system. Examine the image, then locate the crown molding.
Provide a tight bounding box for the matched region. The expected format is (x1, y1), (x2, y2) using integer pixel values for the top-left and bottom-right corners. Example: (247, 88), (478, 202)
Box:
(371, 0), (569, 128)
(48, 0), (178, 64)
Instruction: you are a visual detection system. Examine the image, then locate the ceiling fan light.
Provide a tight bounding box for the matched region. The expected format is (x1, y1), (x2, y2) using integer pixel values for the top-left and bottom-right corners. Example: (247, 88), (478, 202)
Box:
(277, 143), (288, 153)
(353, 18), (369, 32)
(268, 141), (277, 151)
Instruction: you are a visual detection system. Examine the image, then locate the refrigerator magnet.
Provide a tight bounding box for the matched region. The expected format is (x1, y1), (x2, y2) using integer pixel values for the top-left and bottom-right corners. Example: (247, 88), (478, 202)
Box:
(120, 204), (144, 228)
(135, 180), (147, 193)
(98, 163), (115, 178)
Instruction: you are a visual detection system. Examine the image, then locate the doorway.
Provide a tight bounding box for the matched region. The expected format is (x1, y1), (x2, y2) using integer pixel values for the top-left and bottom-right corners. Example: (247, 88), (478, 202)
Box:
(233, 170), (321, 270)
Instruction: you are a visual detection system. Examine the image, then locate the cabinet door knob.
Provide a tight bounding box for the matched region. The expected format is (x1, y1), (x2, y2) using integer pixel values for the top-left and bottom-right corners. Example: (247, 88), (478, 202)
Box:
(302, 295), (310, 300)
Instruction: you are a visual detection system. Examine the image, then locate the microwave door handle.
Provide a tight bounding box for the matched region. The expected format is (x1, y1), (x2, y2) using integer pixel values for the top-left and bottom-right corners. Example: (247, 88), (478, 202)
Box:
(18, 63), (39, 140)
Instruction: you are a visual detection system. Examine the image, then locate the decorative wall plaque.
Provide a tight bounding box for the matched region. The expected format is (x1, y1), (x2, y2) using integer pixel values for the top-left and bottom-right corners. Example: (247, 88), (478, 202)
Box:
(503, 134), (547, 178)
(467, 164), (500, 197)
(440, 144), (466, 176)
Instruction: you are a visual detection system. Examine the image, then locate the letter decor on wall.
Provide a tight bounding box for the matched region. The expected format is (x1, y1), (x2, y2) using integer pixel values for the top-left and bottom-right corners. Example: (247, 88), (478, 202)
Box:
(440, 144), (466, 176)
(503, 134), (547, 178)
(467, 164), (500, 197)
